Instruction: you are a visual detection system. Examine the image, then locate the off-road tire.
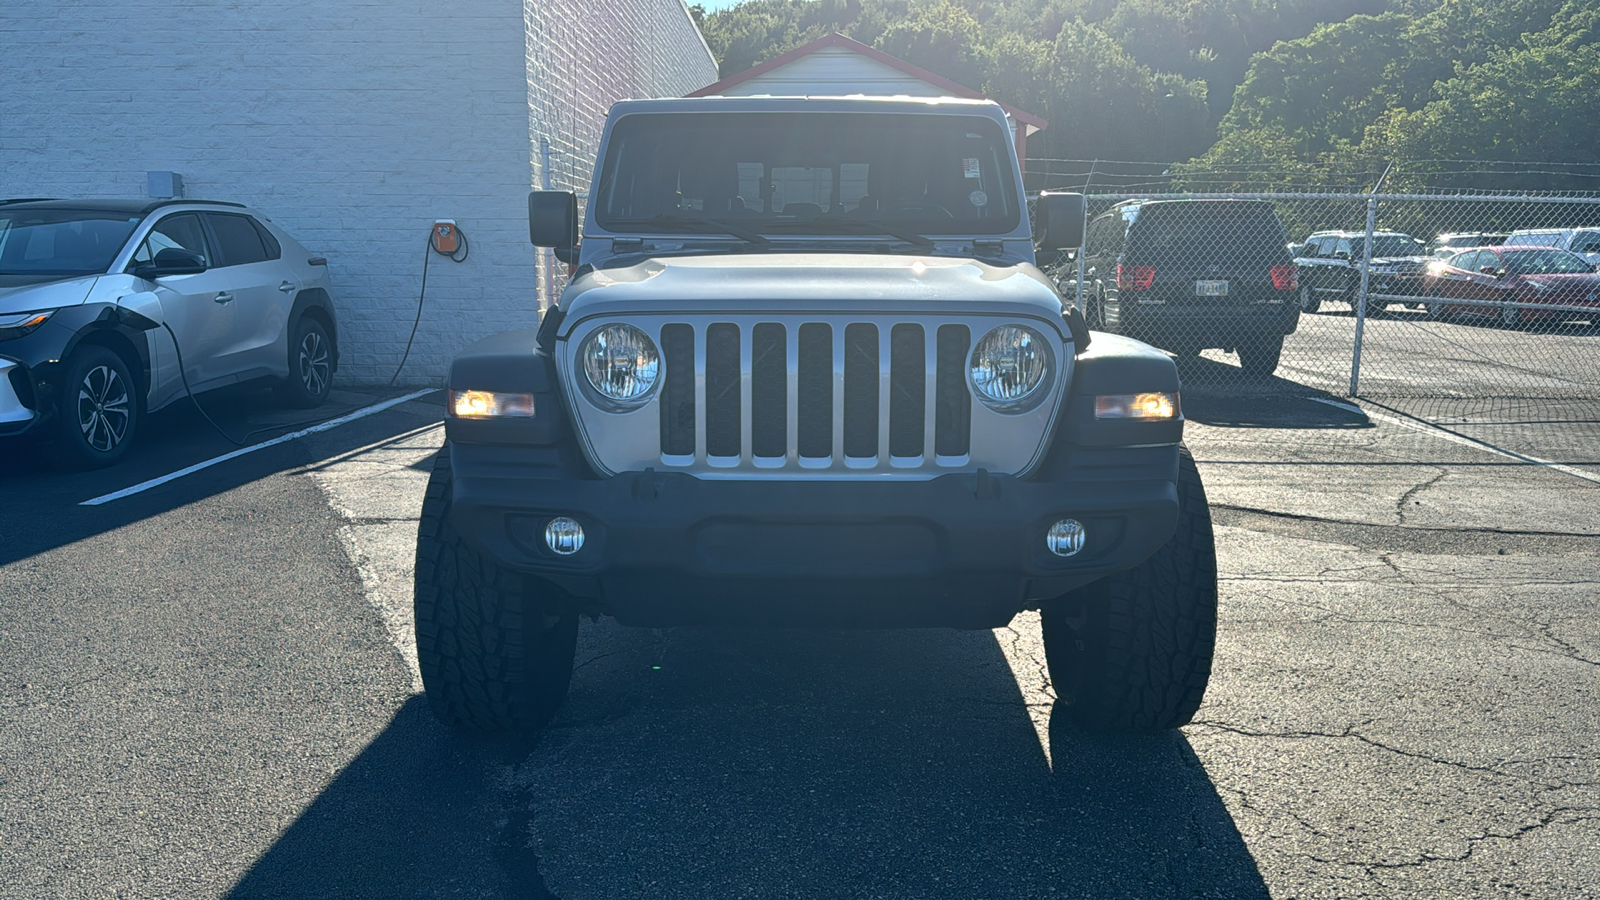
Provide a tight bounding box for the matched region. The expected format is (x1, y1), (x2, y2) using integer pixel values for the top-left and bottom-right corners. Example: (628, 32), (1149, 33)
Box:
(414, 446), (578, 733)
(1237, 335), (1284, 377)
(1041, 445), (1218, 731)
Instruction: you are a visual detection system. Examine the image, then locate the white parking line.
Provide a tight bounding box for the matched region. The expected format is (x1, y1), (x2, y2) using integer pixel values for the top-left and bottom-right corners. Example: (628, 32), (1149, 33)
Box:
(1310, 396), (1600, 486)
(81, 389), (438, 506)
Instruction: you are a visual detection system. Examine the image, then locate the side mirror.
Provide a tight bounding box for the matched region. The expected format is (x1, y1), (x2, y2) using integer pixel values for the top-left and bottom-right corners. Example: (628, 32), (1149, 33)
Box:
(1034, 192), (1085, 251)
(134, 247), (207, 279)
(1334, 250), (1351, 260)
(116, 291), (165, 331)
(529, 190), (578, 256)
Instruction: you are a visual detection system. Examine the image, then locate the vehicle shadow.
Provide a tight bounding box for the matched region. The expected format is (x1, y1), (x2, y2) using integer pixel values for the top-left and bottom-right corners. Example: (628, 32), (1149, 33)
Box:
(229, 626), (1269, 899)
(1171, 355), (1370, 430)
(0, 387), (441, 568)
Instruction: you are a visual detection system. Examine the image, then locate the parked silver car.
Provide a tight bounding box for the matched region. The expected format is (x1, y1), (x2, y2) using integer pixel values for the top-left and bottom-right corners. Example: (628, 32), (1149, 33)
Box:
(0, 198), (338, 467)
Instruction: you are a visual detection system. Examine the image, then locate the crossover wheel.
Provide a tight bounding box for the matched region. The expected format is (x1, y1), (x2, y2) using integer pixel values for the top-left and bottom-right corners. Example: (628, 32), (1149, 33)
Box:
(1040, 445), (1218, 732)
(56, 345), (139, 469)
(1237, 335), (1284, 377)
(1298, 285), (1320, 313)
(414, 446), (578, 733)
(277, 316), (334, 408)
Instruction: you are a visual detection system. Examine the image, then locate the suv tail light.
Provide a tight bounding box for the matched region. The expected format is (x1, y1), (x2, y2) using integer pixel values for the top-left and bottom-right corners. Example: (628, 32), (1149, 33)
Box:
(1117, 264), (1155, 291)
(1270, 264), (1298, 290)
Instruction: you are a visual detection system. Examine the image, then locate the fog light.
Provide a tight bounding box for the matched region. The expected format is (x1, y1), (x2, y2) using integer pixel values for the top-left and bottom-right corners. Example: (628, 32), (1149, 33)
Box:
(545, 517), (585, 556)
(1047, 519), (1086, 557)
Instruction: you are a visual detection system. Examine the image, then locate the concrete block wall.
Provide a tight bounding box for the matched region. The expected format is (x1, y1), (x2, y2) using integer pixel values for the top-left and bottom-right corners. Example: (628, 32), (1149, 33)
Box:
(0, 0), (716, 386)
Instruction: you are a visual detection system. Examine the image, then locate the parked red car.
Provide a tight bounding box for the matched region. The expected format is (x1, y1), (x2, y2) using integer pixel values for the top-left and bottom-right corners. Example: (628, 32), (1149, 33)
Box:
(1422, 246), (1600, 327)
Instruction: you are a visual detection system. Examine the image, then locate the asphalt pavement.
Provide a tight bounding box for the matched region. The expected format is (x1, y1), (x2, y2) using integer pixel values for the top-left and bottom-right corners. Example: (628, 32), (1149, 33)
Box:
(1, 374), (1596, 899)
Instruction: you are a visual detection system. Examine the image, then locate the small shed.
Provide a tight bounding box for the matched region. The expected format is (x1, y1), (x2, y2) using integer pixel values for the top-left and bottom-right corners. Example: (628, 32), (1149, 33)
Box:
(688, 33), (1046, 171)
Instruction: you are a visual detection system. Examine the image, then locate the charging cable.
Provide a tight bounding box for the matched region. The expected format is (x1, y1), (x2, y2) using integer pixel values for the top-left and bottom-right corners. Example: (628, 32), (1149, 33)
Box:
(390, 222), (470, 386)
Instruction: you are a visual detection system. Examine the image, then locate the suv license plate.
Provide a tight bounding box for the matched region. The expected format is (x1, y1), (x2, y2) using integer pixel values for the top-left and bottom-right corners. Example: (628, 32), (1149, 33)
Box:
(1195, 280), (1229, 296)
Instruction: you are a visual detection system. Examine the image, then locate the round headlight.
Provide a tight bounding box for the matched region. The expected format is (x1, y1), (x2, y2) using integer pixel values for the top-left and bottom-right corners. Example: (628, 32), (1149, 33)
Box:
(970, 325), (1051, 410)
(581, 324), (660, 406)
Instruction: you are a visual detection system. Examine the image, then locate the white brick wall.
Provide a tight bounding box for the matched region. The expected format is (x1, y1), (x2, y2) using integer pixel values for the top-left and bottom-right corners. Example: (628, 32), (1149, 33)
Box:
(0, 0), (716, 385)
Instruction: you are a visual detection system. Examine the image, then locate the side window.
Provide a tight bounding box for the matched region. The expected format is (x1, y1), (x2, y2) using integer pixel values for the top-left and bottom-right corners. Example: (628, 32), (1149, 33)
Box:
(206, 213), (270, 267)
(1458, 251), (1485, 271)
(251, 218), (282, 260)
(130, 213), (210, 268)
(1306, 237), (1327, 257)
(1334, 238), (1353, 258)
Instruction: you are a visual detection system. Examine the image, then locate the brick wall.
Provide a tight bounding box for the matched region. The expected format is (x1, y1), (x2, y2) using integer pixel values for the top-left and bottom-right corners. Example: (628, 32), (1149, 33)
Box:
(0, 0), (716, 385)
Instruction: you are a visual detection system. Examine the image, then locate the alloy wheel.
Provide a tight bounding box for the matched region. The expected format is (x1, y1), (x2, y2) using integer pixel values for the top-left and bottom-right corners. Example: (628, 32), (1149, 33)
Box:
(77, 364), (130, 453)
(298, 330), (331, 397)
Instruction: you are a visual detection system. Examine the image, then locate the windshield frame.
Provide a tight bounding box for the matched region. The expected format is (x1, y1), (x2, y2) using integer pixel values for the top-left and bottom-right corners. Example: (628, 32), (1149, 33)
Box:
(587, 105), (1028, 252)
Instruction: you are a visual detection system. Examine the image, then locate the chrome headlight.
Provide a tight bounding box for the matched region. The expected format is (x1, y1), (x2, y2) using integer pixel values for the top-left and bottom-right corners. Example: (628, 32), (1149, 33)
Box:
(969, 325), (1052, 411)
(580, 323), (660, 407)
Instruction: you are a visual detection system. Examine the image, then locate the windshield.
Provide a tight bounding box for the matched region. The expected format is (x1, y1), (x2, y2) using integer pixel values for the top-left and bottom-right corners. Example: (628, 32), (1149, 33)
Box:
(0, 209), (142, 280)
(593, 111), (1021, 238)
(1502, 249), (1594, 275)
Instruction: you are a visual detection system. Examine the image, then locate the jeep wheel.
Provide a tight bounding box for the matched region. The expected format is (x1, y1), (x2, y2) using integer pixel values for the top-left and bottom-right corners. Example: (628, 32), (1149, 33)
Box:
(414, 446), (578, 733)
(1298, 286), (1320, 313)
(1040, 445), (1218, 732)
(1237, 335), (1284, 377)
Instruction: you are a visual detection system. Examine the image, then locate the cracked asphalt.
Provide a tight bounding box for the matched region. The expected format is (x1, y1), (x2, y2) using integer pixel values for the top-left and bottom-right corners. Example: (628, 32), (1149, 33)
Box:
(1, 386), (1597, 898)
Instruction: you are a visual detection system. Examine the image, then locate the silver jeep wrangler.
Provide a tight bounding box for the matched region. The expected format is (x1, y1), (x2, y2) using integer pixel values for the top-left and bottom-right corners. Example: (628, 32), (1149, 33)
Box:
(416, 96), (1218, 734)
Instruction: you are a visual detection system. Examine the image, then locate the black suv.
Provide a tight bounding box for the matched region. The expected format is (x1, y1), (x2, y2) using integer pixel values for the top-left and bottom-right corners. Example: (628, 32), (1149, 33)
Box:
(1081, 199), (1299, 376)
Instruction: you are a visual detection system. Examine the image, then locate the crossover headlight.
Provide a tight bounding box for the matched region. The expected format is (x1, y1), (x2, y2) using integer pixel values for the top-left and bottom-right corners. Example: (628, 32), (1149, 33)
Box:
(580, 323), (660, 407)
(449, 389), (536, 418)
(0, 309), (57, 342)
(970, 325), (1052, 411)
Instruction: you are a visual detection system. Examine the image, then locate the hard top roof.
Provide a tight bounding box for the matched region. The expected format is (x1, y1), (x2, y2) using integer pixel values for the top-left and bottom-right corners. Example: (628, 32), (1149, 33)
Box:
(608, 94), (1010, 121)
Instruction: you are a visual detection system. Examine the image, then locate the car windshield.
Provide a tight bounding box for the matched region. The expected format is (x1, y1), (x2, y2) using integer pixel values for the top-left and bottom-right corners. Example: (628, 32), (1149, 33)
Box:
(592, 111), (1021, 239)
(1501, 249), (1594, 275)
(1360, 236), (1425, 257)
(0, 209), (142, 281)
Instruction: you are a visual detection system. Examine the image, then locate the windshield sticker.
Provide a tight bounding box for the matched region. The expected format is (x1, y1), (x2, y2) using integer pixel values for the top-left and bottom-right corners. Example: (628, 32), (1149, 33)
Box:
(963, 158), (981, 179)
(969, 190), (989, 208)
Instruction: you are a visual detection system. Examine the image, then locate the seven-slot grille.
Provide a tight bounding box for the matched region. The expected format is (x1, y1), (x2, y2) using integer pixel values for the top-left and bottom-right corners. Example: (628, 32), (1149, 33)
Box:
(656, 320), (973, 470)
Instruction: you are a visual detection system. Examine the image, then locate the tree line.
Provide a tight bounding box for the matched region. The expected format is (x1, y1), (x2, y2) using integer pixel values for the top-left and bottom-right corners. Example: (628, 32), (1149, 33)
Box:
(694, 0), (1600, 193)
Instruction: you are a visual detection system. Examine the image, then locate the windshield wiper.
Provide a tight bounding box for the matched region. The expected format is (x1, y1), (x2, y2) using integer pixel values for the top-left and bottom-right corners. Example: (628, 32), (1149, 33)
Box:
(779, 216), (936, 251)
(608, 215), (771, 247)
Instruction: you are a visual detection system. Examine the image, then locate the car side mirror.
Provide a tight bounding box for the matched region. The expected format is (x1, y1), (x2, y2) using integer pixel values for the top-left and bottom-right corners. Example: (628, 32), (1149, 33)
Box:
(133, 247), (207, 279)
(1034, 192), (1085, 251)
(529, 190), (578, 256)
(1334, 251), (1351, 260)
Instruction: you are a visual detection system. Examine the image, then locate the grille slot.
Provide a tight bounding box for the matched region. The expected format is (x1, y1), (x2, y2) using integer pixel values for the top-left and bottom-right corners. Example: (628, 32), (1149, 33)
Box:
(659, 324), (695, 457)
(935, 324), (972, 457)
(889, 324), (925, 458)
(797, 323), (832, 459)
(843, 323), (879, 459)
(751, 323), (786, 458)
(705, 323), (741, 458)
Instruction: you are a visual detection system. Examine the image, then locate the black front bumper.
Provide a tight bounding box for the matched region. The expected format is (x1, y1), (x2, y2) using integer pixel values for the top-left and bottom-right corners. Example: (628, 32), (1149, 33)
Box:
(445, 442), (1180, 629)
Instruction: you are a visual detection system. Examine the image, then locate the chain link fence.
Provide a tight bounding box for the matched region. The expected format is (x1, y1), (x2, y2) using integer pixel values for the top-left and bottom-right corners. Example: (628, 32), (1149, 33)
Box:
(1037, 192), (1600, 422)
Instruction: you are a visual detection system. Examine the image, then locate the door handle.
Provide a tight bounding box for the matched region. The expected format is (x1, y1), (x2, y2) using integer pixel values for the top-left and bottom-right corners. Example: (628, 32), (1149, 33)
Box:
(278, 281), (296, 294)
(214, 292), (234, 304)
